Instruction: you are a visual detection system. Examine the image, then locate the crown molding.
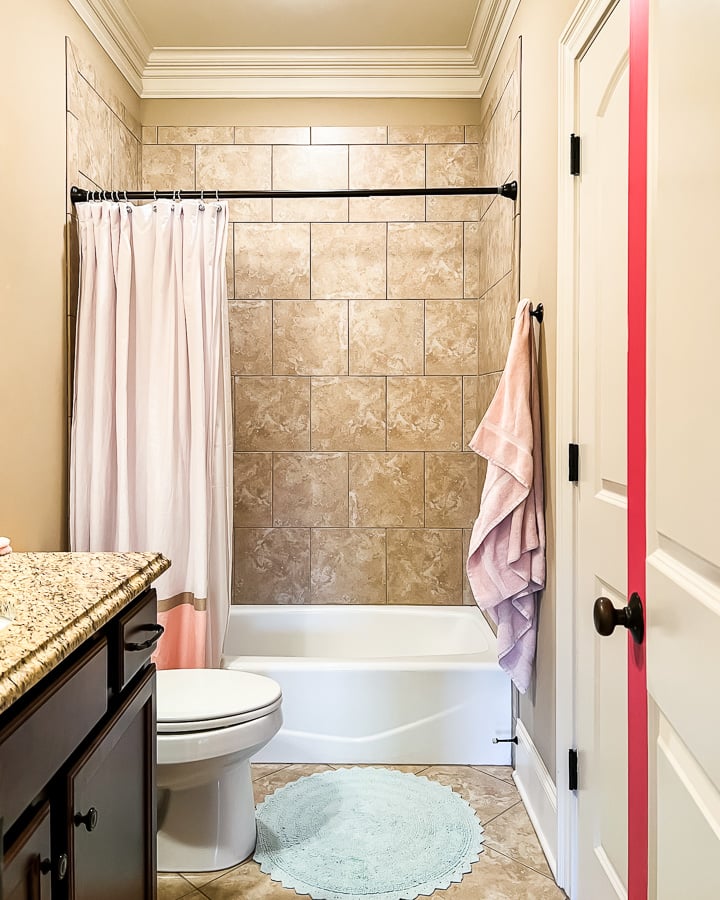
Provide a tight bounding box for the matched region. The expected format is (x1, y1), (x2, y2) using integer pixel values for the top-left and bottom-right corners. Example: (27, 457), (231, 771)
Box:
(67, 0), (150, 94)
(67, 0), (519, 99)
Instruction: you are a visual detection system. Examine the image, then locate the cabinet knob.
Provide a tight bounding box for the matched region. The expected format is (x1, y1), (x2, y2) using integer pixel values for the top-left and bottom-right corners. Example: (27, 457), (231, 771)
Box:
(40, 853), (68, 880)
(75, 806), (99, 832)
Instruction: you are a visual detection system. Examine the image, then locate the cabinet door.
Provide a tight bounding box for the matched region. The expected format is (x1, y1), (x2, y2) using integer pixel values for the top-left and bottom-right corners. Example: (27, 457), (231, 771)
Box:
(3, 802), (53, 900)
(65, 667), (156, 900)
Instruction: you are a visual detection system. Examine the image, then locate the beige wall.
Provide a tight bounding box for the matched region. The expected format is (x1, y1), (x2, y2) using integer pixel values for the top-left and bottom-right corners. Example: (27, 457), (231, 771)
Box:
(141, 124), (490, 605)
(479, 0), (580, 779)
(141, 99), (485, 128)
(0, 0), (141, 551)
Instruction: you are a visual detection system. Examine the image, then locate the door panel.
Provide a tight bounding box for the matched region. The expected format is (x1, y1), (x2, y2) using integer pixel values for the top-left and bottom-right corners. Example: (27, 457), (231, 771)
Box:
(3, 803), (52, 900)
(575, 1), (630, 897)
(66, 667), (156, 900)
(646, 0), (720, 896)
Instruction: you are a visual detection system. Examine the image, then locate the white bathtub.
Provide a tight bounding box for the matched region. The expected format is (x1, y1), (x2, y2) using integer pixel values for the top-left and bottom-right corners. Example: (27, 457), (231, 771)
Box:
(221, 605), (512, 765)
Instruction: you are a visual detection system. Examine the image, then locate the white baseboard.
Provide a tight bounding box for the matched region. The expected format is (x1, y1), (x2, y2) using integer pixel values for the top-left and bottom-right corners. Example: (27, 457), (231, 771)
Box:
(513, 719), (558, 879)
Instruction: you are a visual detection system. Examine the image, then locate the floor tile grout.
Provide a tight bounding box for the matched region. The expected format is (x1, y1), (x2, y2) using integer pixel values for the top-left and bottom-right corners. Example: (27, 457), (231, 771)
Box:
(484, 844), (558, 883)
(481, 797), (522, 828)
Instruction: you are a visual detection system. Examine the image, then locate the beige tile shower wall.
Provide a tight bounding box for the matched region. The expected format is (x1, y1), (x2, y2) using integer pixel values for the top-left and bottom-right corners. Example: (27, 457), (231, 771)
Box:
(65, 38), (142, 441)
(141, 124), (490, 605)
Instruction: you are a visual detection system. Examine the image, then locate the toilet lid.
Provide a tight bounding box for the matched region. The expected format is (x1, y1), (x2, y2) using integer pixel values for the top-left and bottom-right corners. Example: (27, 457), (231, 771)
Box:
(157, 669), (282, 734)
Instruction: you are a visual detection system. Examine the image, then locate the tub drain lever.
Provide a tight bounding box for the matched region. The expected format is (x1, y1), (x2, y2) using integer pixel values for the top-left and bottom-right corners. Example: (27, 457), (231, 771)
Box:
(492, 736), (518, 744)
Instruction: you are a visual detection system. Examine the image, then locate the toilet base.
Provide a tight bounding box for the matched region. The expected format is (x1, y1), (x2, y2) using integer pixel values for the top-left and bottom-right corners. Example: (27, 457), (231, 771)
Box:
(157, 757), (256, 872)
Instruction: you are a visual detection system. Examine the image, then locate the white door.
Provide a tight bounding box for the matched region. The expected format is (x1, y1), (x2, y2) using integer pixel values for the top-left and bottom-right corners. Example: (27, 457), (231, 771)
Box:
(575, 1), (630, 896)
(646, 1), (720, 896)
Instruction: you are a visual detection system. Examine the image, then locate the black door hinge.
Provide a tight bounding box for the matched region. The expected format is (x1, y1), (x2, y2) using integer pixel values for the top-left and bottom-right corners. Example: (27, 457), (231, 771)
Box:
(570, 134), (581, 176)
(568, 749), (578, 791)
(568, 443), (579, 482)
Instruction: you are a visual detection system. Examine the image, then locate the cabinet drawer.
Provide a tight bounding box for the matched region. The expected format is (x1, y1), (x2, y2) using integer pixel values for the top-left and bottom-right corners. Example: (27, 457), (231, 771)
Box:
(113, 589), (160, 693)
(0, 640), (108, 830)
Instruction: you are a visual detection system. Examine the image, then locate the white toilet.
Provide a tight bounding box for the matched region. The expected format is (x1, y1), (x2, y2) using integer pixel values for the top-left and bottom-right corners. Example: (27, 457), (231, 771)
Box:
(156, 668), (283, 873)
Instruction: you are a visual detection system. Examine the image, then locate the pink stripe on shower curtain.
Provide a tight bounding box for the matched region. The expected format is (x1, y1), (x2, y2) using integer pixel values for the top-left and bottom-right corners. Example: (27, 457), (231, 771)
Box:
(70, 199), (233, 668)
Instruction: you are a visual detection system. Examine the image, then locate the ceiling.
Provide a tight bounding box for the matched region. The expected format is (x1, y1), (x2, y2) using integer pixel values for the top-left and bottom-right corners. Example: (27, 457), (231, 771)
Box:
(70, 0), (519, 98)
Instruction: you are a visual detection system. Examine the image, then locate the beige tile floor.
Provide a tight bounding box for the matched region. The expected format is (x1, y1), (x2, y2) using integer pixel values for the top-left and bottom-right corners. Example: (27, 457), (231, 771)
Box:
(158, 764), (568, 900)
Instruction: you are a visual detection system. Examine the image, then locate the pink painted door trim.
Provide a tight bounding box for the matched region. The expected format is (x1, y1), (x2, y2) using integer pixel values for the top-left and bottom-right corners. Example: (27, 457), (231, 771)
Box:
(628, 0), (649, 896)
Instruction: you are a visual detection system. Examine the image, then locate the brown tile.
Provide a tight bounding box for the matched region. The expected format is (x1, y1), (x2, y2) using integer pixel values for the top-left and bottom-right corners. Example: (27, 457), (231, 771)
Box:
(349, 452), (424, 527)
(76, 77), (112, 188)
(425, 452), (479, 528)
(141, 125), (157, 145)
(197, 145), (271, 191)
(387, 376), (462, 451)
(463, 528), (475, 604)
(427, 143), (480, 188)
(273, 300), (348, 376)
(273, 453), (348, 526)
(225, 228), (234, 299)
(312, 126), (387, 144)
(440, 848), (564, 899)
(66, 113), (80, 212)
(141, 145), (195, 192)
(422, 765), (520, 822)
(251, 764), (290, 781)
(272, 145), (348, 191)
(464, 221), (481, 298)
(465, 125), (482, 142)
(311, 223), (387, 300)
(234, 223), (310, 299)
(387, 223), (463, 299)
(463, 376), (479, 451)
(349, 196), (425, 222)
(483, 78), (520, 188)
(477, 372), (502, 418)
(227, 198), (272, 222)
(310, 528), (386, 603)
(388, 125), (465, 144)
(349, 145), (425, 189)
(233, 528), (310, 604)
(200, 858), (301, 898)
(229, 300), (272, 374)
(477, 198), (515, 296)
(158, 126), (233, 145)
(157, 873), (197, 899)
(234, 453), (272, 526)
(484, 802), (554, 878)
(273, 197), (348, 223)
(473, 765), (515, 784)
(426, 195), (481, 222)
(181, 865), (242, 889)
(111, 119), (139, 192)
(235, 126), (309, 145)
(425, 299), (478, 375)
(349, 300), (424, 375)
(387, 529), (463, 604)
(233, 376), (310, 451)
(311, 377), (385, 450)
(253, 764), (335, 804)
(478, 273), (514, 373)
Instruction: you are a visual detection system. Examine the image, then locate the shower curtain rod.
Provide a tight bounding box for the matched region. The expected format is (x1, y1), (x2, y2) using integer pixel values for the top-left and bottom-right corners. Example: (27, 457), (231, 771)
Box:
(70, 181), (518, 204)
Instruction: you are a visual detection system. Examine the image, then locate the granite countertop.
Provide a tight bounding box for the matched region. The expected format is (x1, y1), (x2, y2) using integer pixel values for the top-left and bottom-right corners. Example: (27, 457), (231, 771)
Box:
(0, 551), (170, 715)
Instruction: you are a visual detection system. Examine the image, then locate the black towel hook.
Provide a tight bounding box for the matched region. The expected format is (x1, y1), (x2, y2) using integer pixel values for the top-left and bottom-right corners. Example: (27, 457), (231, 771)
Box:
(530, 303), (544, 323)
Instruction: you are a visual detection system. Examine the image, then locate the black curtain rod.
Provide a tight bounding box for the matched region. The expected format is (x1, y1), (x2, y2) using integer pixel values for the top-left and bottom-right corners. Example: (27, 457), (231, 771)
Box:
(70, 181), (518, 204)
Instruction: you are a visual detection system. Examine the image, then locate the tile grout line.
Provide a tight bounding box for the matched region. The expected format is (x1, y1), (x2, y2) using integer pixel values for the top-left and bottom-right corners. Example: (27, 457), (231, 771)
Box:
(482, 844), (560, 885)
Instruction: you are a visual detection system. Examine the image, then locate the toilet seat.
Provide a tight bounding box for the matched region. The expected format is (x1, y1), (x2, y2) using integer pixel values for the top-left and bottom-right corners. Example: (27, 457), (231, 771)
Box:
(157, 669), (282, 734)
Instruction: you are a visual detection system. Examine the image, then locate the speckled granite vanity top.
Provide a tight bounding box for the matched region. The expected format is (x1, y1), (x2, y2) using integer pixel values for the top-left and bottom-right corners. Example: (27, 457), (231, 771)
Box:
(0, 552), (170, 715)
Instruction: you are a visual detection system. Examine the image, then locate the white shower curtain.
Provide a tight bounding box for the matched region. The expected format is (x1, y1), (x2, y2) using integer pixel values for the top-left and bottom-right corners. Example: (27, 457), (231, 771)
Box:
(70, 199), (233, 669)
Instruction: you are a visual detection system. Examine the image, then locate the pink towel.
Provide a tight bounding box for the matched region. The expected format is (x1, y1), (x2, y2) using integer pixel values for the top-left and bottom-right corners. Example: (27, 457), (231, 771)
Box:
(467, 298), (545, 693)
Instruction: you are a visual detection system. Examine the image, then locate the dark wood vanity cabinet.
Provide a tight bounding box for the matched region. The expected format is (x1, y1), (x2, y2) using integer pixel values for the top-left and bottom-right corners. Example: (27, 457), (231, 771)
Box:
(0, 589), (159, 900)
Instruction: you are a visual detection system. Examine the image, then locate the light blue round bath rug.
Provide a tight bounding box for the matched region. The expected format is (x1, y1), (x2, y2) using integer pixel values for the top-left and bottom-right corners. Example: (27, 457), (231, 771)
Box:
(254, 767), (484, 900)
